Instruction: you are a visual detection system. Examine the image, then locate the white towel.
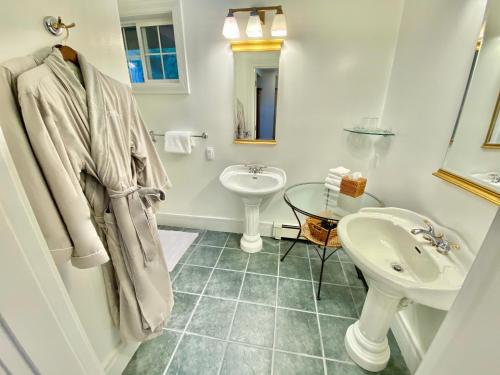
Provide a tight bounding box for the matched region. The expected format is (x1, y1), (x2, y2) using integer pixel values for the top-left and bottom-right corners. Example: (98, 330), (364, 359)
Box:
(326, 175), (342, 184)
(325, 176), (341, 186)
(329, 166), (350, 177)
(164, 131), (193, 154)
(325, 183), (340, 192)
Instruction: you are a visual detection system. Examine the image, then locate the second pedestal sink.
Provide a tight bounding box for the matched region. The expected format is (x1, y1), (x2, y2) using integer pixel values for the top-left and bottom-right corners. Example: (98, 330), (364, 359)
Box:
(337, 207), (472, 372)
(220, 165), (286, 252)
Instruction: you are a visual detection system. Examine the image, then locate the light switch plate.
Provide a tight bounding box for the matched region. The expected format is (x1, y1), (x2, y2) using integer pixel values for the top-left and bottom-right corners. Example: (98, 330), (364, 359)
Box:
(206, 146), (215, 161)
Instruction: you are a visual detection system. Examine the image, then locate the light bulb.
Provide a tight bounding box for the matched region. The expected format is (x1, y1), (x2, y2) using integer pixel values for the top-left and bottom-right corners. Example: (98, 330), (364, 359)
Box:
(271, 10), (287, 37)
(222, 11), (240, 39)
(246, 10), (263, 38)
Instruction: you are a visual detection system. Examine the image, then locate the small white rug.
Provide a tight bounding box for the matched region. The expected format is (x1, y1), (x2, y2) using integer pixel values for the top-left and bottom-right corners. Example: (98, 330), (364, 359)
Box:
(158, 230), (198, 272)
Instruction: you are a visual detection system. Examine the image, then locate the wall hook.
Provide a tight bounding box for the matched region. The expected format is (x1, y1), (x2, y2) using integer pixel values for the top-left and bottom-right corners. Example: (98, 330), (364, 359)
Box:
(43, 16), (76, 36)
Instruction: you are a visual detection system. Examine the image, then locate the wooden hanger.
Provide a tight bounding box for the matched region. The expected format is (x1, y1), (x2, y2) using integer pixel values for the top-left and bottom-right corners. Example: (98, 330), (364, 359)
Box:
(55, 44), (79, 66)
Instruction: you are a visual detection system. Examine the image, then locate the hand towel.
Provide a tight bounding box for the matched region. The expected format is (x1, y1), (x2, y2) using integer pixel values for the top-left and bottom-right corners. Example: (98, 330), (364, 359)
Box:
(325, 176), (341, 186)
(326, 175), (342, 184)
(329, 166), (350, 177)
(351, 171), (362, 179)
(325, 183), (340, 192)
(164, 131), (193, 154)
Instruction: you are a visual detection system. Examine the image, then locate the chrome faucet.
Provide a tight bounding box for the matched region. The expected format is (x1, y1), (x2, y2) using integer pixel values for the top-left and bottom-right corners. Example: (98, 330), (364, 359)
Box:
(489, 173), (500, 184)
(410, 220), (459, 255)
(247, 164), (266, 174)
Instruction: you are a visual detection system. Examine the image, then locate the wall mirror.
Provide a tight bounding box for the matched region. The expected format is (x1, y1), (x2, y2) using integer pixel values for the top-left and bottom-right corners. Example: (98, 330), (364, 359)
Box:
(232, 40), (283, 144)
(435, 0), (500, 205)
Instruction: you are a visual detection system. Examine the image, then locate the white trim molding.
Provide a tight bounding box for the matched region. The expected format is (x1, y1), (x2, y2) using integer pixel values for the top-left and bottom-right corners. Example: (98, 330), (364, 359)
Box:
(156, 211), (274, 237)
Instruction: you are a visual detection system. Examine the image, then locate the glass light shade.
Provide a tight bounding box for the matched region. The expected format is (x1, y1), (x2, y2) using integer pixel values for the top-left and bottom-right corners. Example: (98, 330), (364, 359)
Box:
(222, 14), (240, 39)
(246, 14), (263, 38)
(271, 13), (287, 37)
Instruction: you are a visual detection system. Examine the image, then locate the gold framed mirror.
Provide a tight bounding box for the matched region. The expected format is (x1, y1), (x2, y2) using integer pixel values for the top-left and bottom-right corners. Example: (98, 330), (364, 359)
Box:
(434, 0), (500, 205)
(482, 91), (500, 148)
(231, 39), (283, 145)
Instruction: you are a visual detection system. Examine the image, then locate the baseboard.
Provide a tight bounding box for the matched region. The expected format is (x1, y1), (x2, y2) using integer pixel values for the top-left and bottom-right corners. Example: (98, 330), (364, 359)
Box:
(156, 212), (274, 237)
(391, 311), (425, 374)
(103, 341), (140, 375)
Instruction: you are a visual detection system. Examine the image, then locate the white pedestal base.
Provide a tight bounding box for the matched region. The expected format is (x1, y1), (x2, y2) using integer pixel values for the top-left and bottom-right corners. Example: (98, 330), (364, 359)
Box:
(345, 282), (402, 372)
(240, 197), (263, 253)
(345, 322), (390, 372)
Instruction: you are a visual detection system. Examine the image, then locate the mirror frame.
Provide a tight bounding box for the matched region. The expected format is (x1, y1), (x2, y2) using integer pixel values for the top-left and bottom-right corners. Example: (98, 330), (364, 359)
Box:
(482, 91), (500, 149)
(433, 169), (500, 205)
(231, 39), (283, 145)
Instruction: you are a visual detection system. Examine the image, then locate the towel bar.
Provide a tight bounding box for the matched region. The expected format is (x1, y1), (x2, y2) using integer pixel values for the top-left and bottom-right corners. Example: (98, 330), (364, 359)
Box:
(149, 131), (208, 143)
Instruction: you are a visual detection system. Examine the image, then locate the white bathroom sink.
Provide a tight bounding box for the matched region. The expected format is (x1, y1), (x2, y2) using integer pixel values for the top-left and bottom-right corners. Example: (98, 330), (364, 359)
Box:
(219, 165), (286, 253)
(338, 207), (470, 310)
(219, 165), (287, 197)
(337, 207), (472, 372)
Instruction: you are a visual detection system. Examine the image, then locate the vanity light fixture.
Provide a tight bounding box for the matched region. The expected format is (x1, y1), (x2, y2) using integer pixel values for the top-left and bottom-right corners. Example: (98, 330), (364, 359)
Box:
(222, 10), (240, 39)
(222, 5), (287, 40)
(271, 7), (287, 37)
(246, 8), (263, 38)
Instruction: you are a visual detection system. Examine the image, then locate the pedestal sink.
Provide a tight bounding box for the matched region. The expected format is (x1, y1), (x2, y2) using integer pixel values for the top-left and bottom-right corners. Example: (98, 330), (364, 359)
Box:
(220, 165), (286, 252)
(337, 207), (472, 372)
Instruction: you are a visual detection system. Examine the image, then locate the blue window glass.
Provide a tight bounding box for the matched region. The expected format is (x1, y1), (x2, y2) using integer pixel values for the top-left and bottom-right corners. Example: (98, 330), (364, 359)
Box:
(159, 25), (176, 53)
(162, 54), (179, 79)
(142, 26), (161, 54)
(128, 58), (144, 83)
(123, 27), (141, 56)
(146, 55), (163, 80)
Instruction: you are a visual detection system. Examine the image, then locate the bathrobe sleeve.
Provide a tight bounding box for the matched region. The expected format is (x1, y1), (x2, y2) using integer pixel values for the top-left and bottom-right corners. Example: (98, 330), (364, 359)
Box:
(130, 95), (172, 198)
(18, 92), (109, 269)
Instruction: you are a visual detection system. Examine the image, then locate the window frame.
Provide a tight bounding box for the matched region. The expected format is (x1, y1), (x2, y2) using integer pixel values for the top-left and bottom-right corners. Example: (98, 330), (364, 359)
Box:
(119, 0), (190, 94)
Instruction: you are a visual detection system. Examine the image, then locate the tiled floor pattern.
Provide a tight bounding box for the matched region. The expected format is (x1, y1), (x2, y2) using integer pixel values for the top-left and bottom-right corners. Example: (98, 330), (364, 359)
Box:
(123, 228), (410, 375)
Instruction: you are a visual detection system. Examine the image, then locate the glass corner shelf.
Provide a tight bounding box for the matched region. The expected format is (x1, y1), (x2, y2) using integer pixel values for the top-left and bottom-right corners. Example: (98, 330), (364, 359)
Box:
(343, 127), (395, 136)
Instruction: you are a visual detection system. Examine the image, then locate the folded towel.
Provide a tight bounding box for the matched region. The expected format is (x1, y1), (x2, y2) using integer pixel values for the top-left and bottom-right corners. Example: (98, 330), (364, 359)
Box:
(329, 166), (351, 177)
(325, 183), (340, 192)
(325, 176), (341, 186)
(326, 174), (342, 183)
(164, 131), (193, 154)
(351, 171), (362, 179)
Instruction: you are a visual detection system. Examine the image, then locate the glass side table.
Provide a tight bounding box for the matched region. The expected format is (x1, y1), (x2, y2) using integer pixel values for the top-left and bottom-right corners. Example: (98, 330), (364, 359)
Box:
(281, 182), (382, 299)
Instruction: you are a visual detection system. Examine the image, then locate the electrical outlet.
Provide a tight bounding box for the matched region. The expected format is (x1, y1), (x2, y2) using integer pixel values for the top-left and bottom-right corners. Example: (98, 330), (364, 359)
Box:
(206, 146), (215, 161)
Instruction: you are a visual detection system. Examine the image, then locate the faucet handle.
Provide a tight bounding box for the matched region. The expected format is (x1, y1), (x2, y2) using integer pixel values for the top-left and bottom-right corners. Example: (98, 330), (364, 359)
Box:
(423, 219), (435, 235)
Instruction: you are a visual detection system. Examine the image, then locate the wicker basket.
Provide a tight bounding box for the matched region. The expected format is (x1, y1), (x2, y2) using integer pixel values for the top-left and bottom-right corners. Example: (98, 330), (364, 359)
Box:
(340, 176), (367, 198)
(306, 217), (338, 244)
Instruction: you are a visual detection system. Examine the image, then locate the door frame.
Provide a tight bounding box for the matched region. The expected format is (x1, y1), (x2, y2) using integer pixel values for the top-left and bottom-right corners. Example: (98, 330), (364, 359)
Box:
(0, 128), (103, 374)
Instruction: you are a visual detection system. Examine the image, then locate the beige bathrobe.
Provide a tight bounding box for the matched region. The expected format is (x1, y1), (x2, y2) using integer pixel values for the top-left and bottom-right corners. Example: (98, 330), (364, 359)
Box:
(17, 49), (173, 341)
(0, 53), (75, 264)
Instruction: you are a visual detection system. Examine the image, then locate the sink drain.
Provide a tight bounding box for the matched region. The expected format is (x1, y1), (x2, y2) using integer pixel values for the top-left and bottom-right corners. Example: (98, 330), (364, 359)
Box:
(391, 263), (404, 272)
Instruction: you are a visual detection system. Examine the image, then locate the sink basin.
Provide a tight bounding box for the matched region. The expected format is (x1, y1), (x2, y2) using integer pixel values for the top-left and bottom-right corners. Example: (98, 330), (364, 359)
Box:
(337, 207), (471, 372)
(220, 165), (287, 197)
(220, 165), (286, 252)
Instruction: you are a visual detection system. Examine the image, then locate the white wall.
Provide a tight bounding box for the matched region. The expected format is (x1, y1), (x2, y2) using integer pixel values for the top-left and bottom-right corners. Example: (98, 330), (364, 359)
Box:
(131, 0), (499, 371)
(0, 0), (130, 368)
(373, 0), (498, 369)
(134, 0), (404, 227)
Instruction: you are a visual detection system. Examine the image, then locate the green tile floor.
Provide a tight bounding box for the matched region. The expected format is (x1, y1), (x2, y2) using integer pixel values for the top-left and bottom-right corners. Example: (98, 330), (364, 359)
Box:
(123, 228), (410, 375)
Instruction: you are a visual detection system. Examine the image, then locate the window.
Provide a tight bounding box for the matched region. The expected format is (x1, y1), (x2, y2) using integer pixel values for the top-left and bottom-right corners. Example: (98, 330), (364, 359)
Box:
(122, 23), (179, 83)
(118, 3), (190, 94)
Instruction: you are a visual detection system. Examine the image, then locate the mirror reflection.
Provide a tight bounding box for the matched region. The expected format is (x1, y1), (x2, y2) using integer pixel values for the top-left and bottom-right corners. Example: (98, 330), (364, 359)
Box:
(234, 50), (280, 142)
(440, 0), (500, 195)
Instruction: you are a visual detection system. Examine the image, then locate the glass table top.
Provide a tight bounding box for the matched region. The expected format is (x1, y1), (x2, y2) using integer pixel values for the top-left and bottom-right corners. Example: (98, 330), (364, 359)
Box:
(284, 182), (382, 221)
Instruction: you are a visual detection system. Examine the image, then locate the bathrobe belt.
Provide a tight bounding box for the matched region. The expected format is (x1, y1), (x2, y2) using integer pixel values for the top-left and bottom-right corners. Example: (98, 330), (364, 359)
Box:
(108, 186), (164, 265)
